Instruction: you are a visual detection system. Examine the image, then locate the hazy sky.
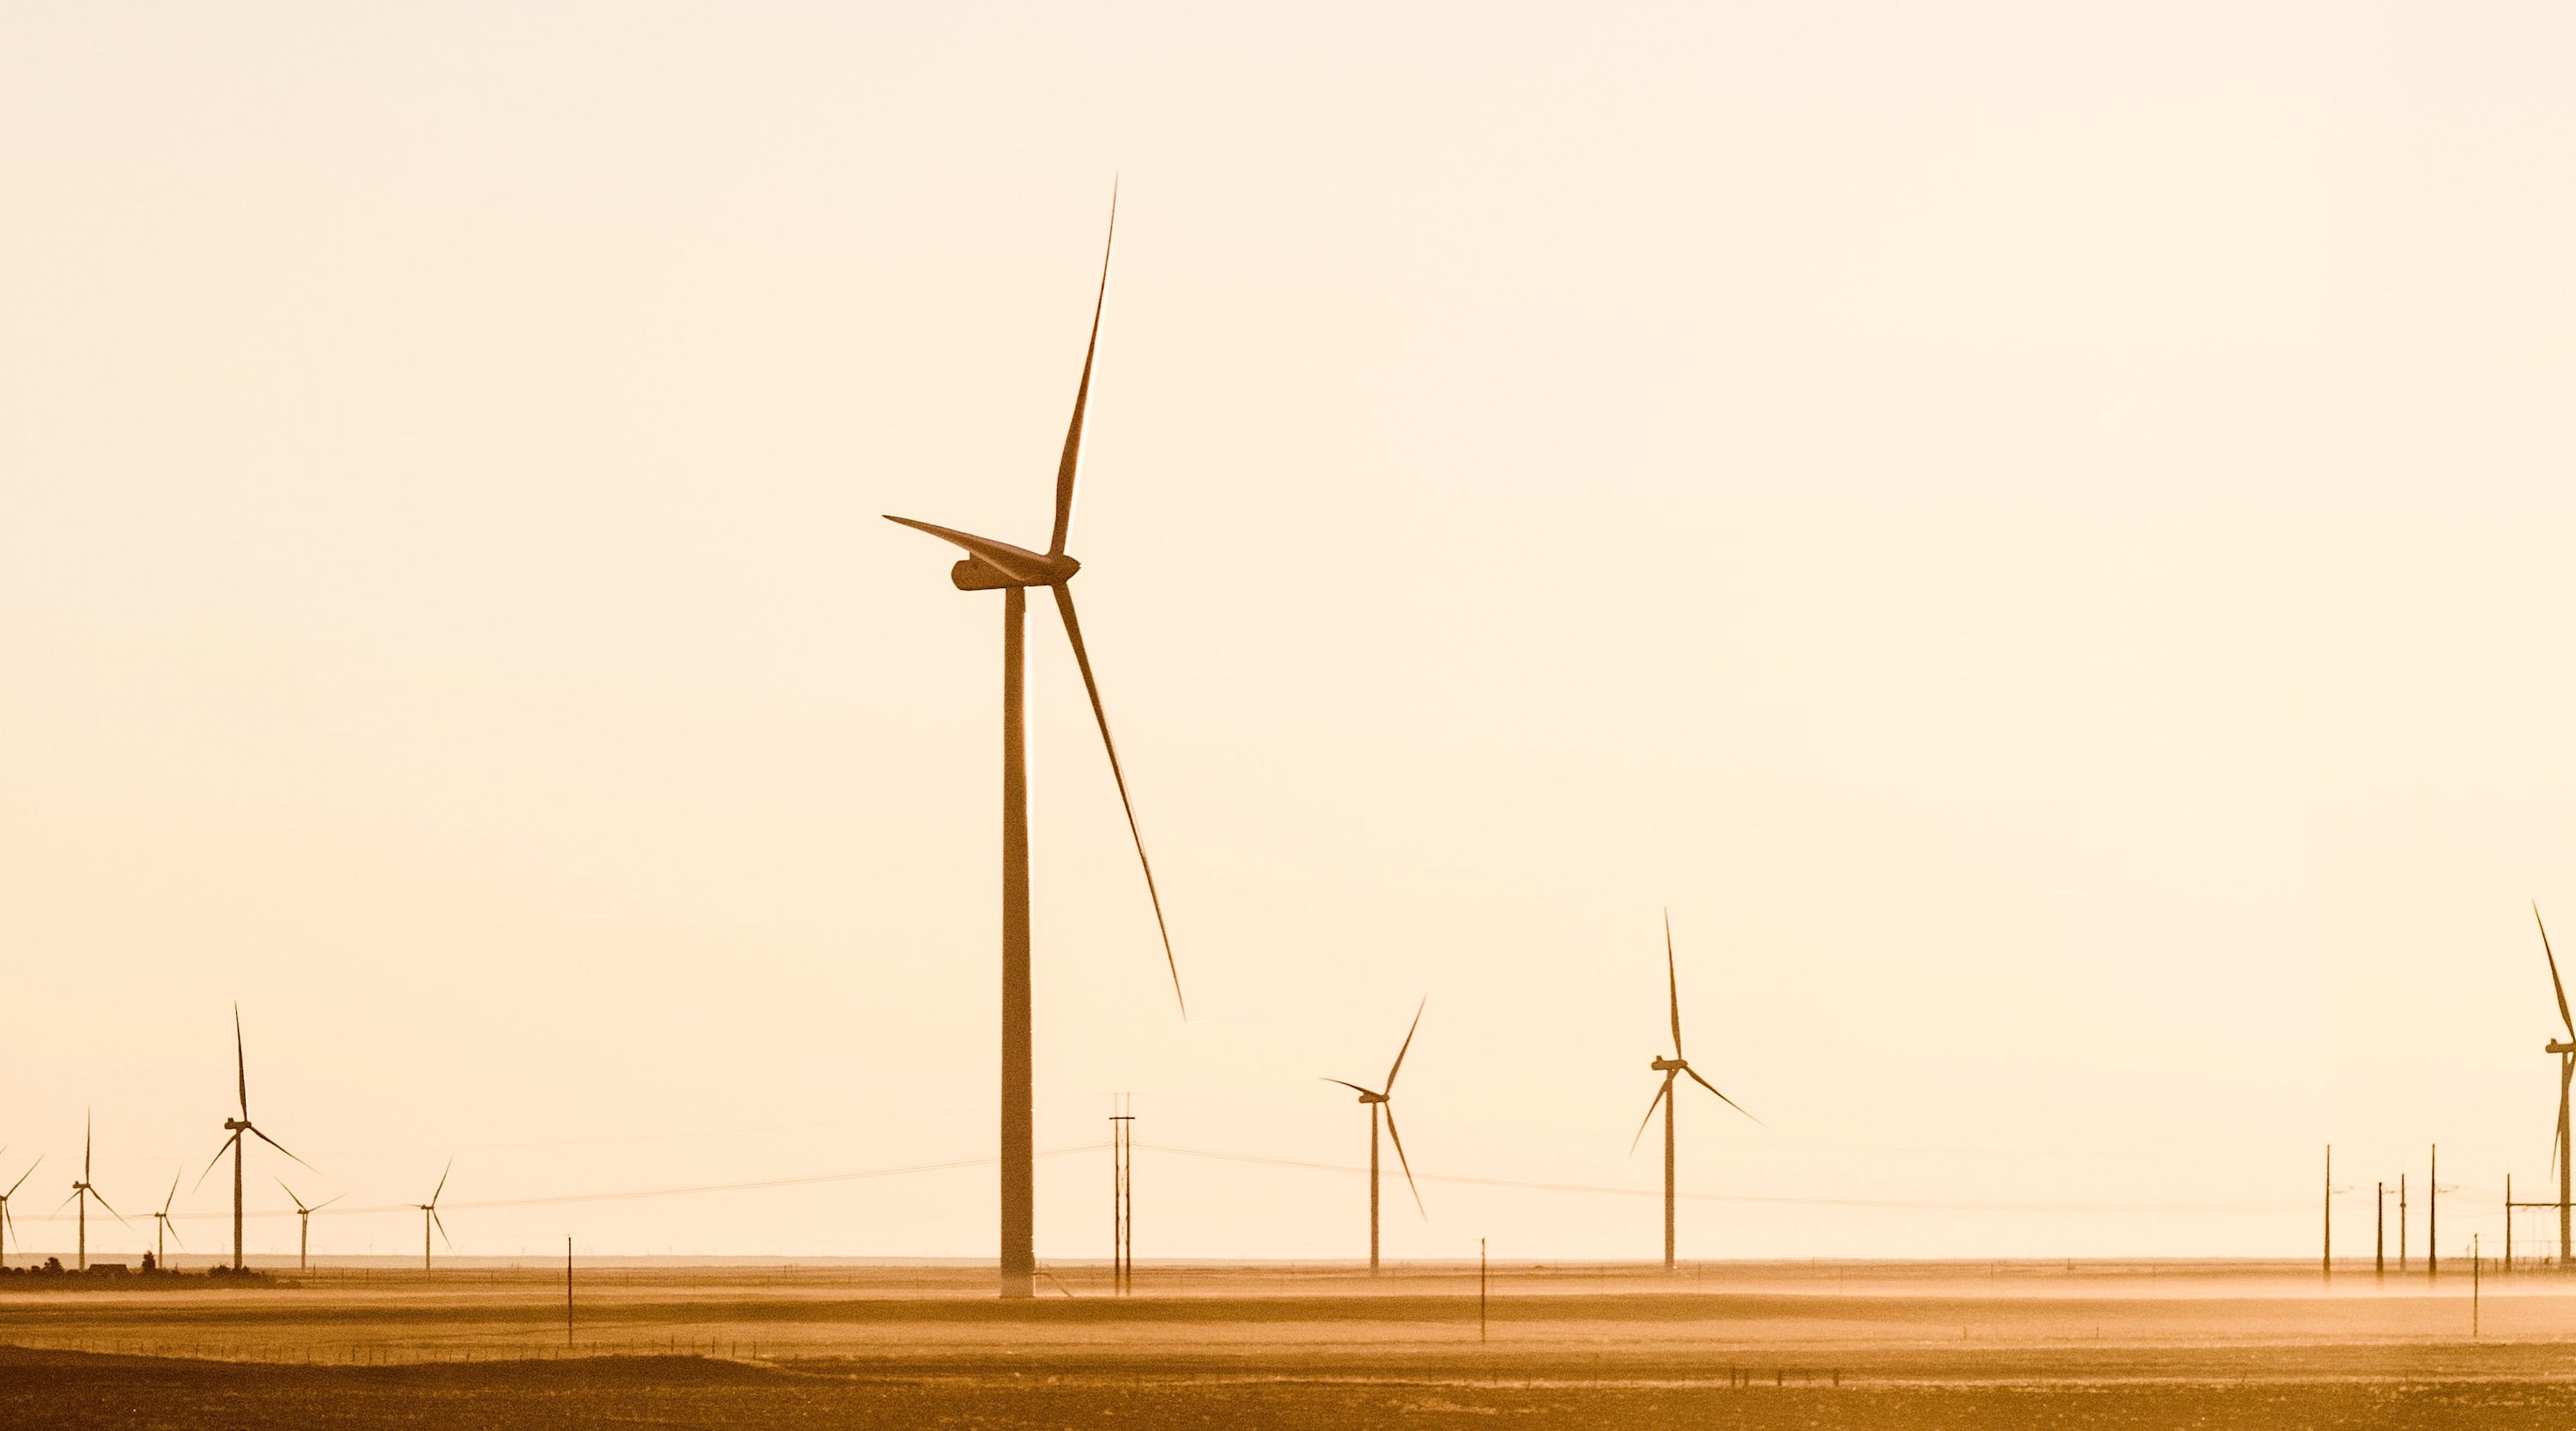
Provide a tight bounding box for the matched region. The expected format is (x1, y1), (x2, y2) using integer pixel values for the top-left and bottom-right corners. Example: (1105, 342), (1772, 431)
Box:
(7, 3), (2576, 1264)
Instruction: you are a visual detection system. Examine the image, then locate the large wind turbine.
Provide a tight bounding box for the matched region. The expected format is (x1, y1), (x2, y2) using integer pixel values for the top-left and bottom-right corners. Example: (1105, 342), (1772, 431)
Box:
(416, 1160), (453, 1276)
(0, 1154), (39, 1265)
(196, 1004), (314, 1272)
(150, 1172), (186, 1268)
(2536, 902), (2573, 1264)
(59, 1113), (126, 1270)
(884, 191), (1182, 1300)
(1630, 912), (1759, 1270)
(277, 1178), (340, 1272)
(1325, 997), (1426, 1272)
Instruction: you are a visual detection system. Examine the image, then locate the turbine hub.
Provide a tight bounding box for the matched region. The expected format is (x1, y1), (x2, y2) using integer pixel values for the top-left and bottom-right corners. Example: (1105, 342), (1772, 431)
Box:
(1650, 1057), (1685, 1072)
(225, 1119), (251, 1131)
(2549, 1041), (2576, 1055)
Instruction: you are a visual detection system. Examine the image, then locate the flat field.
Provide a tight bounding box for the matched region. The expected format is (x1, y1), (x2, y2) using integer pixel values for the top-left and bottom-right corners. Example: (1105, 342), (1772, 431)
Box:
(9, 1259), (2576, 1428)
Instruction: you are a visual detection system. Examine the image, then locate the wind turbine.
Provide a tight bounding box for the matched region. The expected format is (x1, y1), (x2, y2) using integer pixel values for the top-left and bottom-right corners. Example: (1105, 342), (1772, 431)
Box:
(196, 1004), (315, 1272)
(1630, 911), (1759, 1271)
(150, 1171), (186, 1268)
(416, 1160), (453, 1276)
(1325, 997), (1426, 1273)
(276, 1178), (340, 1272)
(2536, 902), (2573, 1264)
(884, 190), (1183, 1301)
(58, 1112), (127, 1270)
(0, 1154), (38, 1266)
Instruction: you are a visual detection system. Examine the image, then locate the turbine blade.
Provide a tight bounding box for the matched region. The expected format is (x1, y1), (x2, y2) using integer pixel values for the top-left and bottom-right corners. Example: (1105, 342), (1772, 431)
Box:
(432, 1158), (452, 1206)
(192, 1133), (240, 1193)
(235, 1002), (248, 1118)
(165, 1216), (186, 1252)
(84, 1110), (92, 1181)
(313, 1193), (344, 1211)
(1666, 909), (1684, 1059)
(161, 1170), (180, 1218)
(1385, 997), (1426, 1093)
(2541, 902), (2574, 1037)
(54, 1189), (80, 1215)
(1684, 1064), (1765, 1126)
(1628, 1076), (1672, 1155)
(1050, 184), (1115, 558)
(881, 516), (1059, 585)
(433, 1209), (453, 1251)
(249, 1125), (319, 1176)
(6, 1156), (39, 1198)
(92, 1189), (129, 1224)
(1322, 1078), (1379, 1098)
(1382, 1101), (1425, 1218)
(275, 1176), (303, 1210)
(1052, 584), (1182, 1013)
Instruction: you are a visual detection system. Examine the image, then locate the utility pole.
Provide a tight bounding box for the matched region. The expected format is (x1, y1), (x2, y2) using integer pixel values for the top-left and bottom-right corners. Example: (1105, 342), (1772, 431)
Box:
(2377, 1180), (2386, 1279)
(2429, 1144), (2444, 1282)
(1110, 1094), (1134, 1296)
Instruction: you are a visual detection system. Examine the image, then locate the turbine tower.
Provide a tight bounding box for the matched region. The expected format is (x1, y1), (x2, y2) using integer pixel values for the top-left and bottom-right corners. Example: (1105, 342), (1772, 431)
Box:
(1325, 997), (1427, 1272)
(0, 1154), (39, 1266)
(196, 1004), (314, 1272)
(277, 1178), (340, 1272)
(416, 1160), (453, 1276)
(150, 1171), (186, 1268)
(884, 191), (1183, 1300)
(59, 1112), (126, 1271)
(2536, 902), (2573, 1264)
(1629, 911), (1759, 1270)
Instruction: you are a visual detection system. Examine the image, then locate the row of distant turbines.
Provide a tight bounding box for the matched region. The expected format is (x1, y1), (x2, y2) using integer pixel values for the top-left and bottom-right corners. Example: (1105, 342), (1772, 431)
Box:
(884, 191), (1757, 1298)
(0, 1010), (453, 1275)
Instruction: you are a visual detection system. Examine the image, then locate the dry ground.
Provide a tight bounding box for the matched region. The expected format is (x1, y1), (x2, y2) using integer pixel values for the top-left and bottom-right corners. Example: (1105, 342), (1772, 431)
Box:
(8, 1260), (2576, 1427)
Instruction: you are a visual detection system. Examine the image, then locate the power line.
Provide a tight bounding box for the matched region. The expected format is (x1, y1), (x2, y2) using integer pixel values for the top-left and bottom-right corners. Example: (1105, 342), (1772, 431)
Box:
(15, 1137), (2313, 1224)
(1133, 1143), (2309, 1214)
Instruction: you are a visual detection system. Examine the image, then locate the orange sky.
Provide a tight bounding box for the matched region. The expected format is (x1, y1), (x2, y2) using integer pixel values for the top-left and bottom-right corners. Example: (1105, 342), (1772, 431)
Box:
(5, 2), (2576, 1263)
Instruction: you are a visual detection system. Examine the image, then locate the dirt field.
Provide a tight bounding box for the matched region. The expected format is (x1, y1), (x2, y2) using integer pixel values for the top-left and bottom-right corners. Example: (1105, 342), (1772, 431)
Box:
(8, 1260), (2576, 1428)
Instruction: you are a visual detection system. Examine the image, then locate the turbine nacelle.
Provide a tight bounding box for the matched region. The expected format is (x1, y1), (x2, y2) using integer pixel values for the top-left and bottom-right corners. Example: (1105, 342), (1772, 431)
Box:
(2550, 1040), (2576, 1056)
(1650, 1057), (1686, 1073)
(224, 1118), (251, 1132)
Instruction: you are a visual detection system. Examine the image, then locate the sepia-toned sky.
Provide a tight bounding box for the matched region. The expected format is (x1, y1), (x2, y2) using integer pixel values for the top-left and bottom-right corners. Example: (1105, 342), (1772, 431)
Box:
(7, 2), (2576, 1264)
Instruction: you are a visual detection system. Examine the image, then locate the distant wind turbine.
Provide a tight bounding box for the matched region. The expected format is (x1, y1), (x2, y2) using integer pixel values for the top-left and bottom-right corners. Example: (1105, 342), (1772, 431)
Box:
(1631, 912), (1760, 1271)
(884, 188), (1185, 1301)
(416, 1160), (453, 1276)
(0, 1153), (39, 1264)
(276, 1179), (340, 1272)
(2535, 902), (2573, 1264)
(150, 1171), (186, 1267)
(1326, 997), (1427, 1273)
(58, 1112), (128, 1271)
(196, 1004), (316, 1272)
